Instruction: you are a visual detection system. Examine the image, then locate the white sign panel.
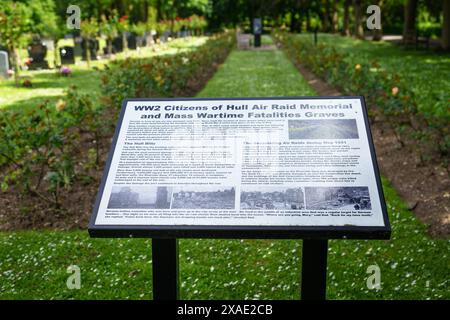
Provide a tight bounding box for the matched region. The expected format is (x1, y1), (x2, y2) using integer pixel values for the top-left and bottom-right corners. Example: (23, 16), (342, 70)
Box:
(89, 97), (390, 239)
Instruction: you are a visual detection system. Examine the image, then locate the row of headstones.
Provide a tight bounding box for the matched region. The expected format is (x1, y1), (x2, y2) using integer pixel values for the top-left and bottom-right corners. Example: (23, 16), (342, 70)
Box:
(0, 30), (182, 76)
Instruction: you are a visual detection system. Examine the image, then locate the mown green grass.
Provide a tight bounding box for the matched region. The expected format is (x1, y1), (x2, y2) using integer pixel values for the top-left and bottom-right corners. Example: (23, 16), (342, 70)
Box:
(0, 37), (208, 113)
(294, 33), (450, 118)
(198, 49), (316, 97)
(0, 47), (448, 300)
(0, 180), (448, 299)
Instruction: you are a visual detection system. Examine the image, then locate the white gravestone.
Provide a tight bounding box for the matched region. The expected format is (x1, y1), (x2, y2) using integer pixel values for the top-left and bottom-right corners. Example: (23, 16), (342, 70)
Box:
(0, 51), (9, 78)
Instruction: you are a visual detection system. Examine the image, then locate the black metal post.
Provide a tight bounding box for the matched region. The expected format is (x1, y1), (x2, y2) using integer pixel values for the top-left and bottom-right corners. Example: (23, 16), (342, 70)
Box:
(254, 34), (261, 47)
(152, 238), (179, 300)
(314, 28), (318, 45)
(301, 239), (328, 300)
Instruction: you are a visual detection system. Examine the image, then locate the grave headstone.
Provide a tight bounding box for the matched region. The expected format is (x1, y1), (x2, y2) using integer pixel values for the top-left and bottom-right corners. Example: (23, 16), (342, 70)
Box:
(74, 37), (83, 57)
(145, 31), (155, 46)
(0, 45), (10, 66)
(136, 35), (147, 48)
(0, 51), (9, 78)
(253, 18), (262, 47)
(127, 34), (137, 50)
(112, 36), (123, 53)
(161, 31), (171, 43)
(42, 39), (54, 51)
(0, 45), (8, 55)
(81, 38), (99, 61)
(27, 40), (49, 70)
(59, 46), (75, 64)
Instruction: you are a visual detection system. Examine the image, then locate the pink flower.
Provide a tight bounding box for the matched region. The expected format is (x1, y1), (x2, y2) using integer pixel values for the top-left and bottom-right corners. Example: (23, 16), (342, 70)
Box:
(60, 66), (72, 76)
(391, 87), (399, 96)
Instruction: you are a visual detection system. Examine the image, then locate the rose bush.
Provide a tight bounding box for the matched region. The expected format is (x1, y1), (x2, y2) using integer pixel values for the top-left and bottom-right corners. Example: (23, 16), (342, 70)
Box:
(101, 32), (234, 108)
(0, 32), (235, 212)
(274, 31), (449, 159)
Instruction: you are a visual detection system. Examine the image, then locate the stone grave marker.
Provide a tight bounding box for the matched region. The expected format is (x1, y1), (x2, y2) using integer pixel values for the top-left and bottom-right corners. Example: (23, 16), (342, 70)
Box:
(81, 38), (99, 61)
(59, 46), (75, 64)
(127, 34), (137, 50)
(0, 51), (9, 78)
(112, 36), (123, 52)
(27, 40), (49, 70)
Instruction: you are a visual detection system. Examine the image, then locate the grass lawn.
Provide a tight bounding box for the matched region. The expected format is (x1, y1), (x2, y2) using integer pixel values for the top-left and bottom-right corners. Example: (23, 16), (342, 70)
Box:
(198, 49), (316, 97)
(294, 33), (450, 118)
(0, 37), (208, 113)
(0, 46), (448, 300)
(0, 180), (448, 299)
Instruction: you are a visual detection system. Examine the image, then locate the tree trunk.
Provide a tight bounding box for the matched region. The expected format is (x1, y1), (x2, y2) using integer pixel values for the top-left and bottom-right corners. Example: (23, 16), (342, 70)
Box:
(372, 1), (383, 41)
(85, 38), (91, 68)
(306, 9), (311, 32)
(122, 33), (128, 54)
(290, 10), (298, 32)
(156, 0), (162, 20)
(332, 0), (338, 33)
(53, 38), (59, 68)
(353, 0), (364, 39)
(107, 37), (113, 58)
(290, 0), (302, 33)
(342, 0), (351, 36)
(403, 0), (418, 40)
(142, 0), (149, 22)
(442, 0), (450, 50)
(323, 0), (331, 32)
(10, 45), (20, 86)
(115, 0), (126, 16)
(298, 11), (303, 33)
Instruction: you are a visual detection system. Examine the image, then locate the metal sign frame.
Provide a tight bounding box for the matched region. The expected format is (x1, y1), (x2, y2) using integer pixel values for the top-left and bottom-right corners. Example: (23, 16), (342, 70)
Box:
(89, 96), (391, 240)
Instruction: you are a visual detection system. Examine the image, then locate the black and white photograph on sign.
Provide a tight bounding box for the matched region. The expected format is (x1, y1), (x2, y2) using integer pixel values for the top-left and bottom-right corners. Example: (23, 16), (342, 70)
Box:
(107, 186), (172, 209)
(240, 187), (305, 210)
(305, 187), (371, 210)
(288, 119), (359, 139)
(171, 186), (235, 209)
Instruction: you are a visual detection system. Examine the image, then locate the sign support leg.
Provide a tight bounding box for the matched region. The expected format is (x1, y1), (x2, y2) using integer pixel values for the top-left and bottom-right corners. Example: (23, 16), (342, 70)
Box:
(152, 238), (179, 300)
(301, 239), (328, 300)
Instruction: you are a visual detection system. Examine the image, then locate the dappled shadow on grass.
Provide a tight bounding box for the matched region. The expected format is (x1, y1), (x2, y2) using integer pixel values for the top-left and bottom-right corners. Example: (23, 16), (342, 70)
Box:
(0, 68), (102, 113)
(2, 95), (66, 114)
(23, 68), (100, 89)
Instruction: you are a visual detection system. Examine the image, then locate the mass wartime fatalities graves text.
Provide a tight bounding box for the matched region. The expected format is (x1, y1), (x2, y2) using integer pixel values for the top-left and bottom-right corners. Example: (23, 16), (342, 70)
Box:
(89, 97), (390, 238)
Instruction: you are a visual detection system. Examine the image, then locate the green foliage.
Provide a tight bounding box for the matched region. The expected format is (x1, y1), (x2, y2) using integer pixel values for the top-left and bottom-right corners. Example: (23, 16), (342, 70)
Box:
(116, 14), (130, 33)
(0, 87), (106, 207)
(100, 13), (119, 39)
(0, 1), (31, 47)
(101, 32), (234, 107)
(26, 0), (60, 39)
(80, 17), (99, 38)
(274, 31), (450, 158)
(0, 101), (74, 206)
(0, 35), (230, 212)
(131, 22), (147, 36)
(188, 15), (208, 34)
(0, 1), (31, 84)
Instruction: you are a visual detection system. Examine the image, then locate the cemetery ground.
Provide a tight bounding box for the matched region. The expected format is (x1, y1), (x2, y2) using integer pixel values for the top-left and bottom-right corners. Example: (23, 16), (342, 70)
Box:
(276, 32), (450, 237)
(0, 37), (208, 113)
(294, 33), (450, 120)
(0, 37), (448, 299)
